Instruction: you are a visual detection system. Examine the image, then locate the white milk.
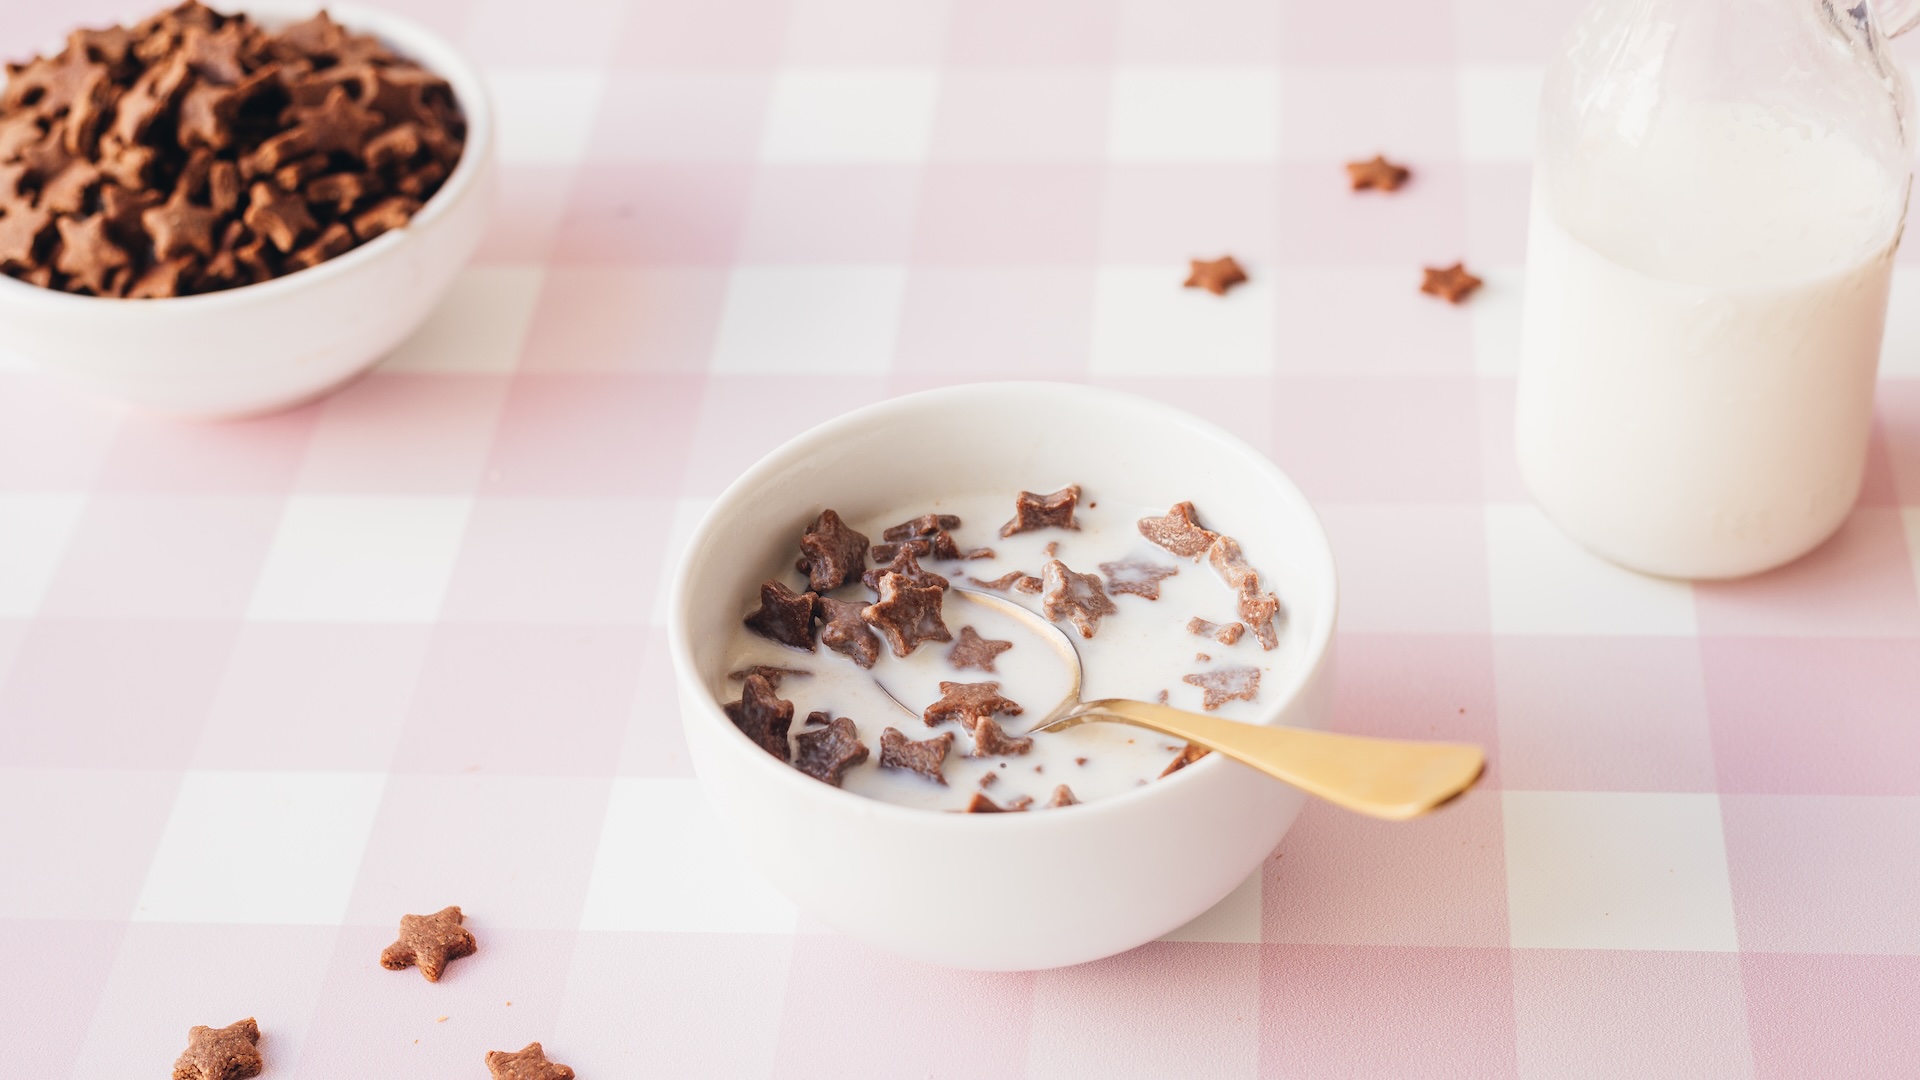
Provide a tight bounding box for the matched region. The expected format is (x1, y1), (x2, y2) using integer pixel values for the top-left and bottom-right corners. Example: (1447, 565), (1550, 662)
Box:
(1517, 103), (1904, 579)
(718, 491), (1301, 811)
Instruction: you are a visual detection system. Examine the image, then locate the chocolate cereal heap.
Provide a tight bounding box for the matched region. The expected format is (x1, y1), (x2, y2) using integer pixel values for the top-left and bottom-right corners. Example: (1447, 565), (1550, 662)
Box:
(0, 1), (464, 298)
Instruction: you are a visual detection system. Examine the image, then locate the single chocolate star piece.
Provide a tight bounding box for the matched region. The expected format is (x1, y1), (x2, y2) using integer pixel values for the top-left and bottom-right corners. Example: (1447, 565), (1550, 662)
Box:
(2, 47), (108, 120)
(1047, 784), (1080, 808)
(285, 221), (353, 270)
(177, 79), (243, 150)
(1099, 558), (1178, 600)
(1238, 577), (1283, 650)
(1346, 155), (1411, 192)
(180, 22), (250, 84)
(999, 485), (1081, 538)
(878, 726), (952, 784)
(1138, 502), (1219, 558)
(1184, 255), (1248, 296)
(1160, 742), (1213, 777)
(143, 188), (222, 259)
(1006, 794), (1035, 811)
(743, 579), (817, 651)
(1182, 666), (1262, 711)
(860, 543), (948, 593)
(40, 159), (101, 214)
(242, 180), (316, 252)
(968, 571), (1043, 594)
(1207, 535), (1257, 589)
(379, 905), (477, 982)
(978, 770), (998, 788)
(53, 213), (129, 294)
(817, 595), (881, 669)
(970, 716), (1033, 758)
(110, 53), (190, 146)
(726, 665), (811, 689)
(962, 792), (1006, 813)
(128, 256), (196, 299)
(172, 1017), (262, 1080)
(1040, 559), (1117, 639)
(948, 625), (1013, 672)
(923, 680), (1023, 733)
(485, 1042), (576, 1080)
(1186, 617), (1245, 646)
(352, 195), (419, 241)
(722, 673), (794, 761)
(877, 512), (964, 561)
(795, 508), (869, 592)
(1420, 262), (1482, 304)
(286, 85), (385, 158)
(862, 571), (951, 657)
(793, 714), (869, 786)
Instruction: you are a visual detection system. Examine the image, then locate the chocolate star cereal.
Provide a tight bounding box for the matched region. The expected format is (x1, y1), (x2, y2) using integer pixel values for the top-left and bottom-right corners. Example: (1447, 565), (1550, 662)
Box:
(1346, 154), (1411, 191)
(1182, 666), (1261, 710)
(1138, 502), (1219, 558)
(0, 3), (466, 297)
(1099, 557), (1178, 600)
(1005, 794), (1035, 811)
(1160, 742), (1213, 776)
(1421, 262), (1482, 304)
(172, 1018), (262, 1080)
(923, 680), (1023, 733)
(795, 509), (869, 592)
(726, 665), (811, 688)
(1207, 535), (1256, 588)
(1000, 485), (1081, 538)
(948, 625), (1013, 672)
(379, 905), (477, 983)
(723, 673), (794, 761)
(862, 572), (951, 657)
(1237, 577), (1283, 650)
(878, 726), (952, 784)
(874, 511), (965, 561)
(792, 714), (869, 786)
(816, 595), (881, 669)
(861, 543), (949, 593)
(970, 716), (1033, 758)
(1186, 617), (1245, 645)
(968, 570), (1043, 594)
(1184, 255), (1247, 296)
(1040, 558), (1117, 639)
(743, 579), (817, 651)
(1047, 784), (1080, 808)
(962, 792), (1006, 813)
(485, 1042), (576, 1080)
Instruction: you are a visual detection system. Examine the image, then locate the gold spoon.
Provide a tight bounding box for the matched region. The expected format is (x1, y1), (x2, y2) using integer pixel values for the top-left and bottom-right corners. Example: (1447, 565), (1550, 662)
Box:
(878, 588), (1485, 821)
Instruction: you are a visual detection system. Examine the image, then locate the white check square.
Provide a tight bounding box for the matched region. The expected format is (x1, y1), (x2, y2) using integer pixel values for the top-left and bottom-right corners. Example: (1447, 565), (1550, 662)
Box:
(484, 68), (608, 165)
(1159, 871), (1261, 944)
(1486, 504), (1698, 635)
(760, 68), (939, 162)
(135, 771), (385, 924)
(1090, 265), (1275, 376)
(1108, 68), (1279, 161)
(247, 496), (473, 623)
(0, 493), (85, 617)
(580, 778), (797, 933)
(1472, 266), (1527, 376)
(711, 265), (906, 374)
(381, 265), (545, 374)
(1505, 791), (1740, 952)
(1457, 66), (1544, 162)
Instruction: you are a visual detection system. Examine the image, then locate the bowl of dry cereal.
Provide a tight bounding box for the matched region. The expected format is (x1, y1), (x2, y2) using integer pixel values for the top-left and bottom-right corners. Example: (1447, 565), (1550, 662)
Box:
(0, 1), (493, 417)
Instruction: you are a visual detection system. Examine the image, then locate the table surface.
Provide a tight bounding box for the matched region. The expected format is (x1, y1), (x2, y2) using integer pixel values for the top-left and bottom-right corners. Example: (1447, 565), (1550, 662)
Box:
(4, 1), (1920, 1077)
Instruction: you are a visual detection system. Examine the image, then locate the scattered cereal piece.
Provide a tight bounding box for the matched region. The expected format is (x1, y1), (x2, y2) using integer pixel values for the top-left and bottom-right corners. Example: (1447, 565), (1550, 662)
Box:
(874, 513), (963, 561)
(1421, 262), (1482, 304)
(722, 673), (795, 761)
(862, 572), (951, 657)
(1156, 689), (1169, 704)
(743, 579), (817, 651)
(796, 509), (869, 592)
(1196, 653), (1211, 662)
(861, 544), (949, 593)
(1048, 785), (1080, 808)
(726, 665), (811, 688)
(979, 770), (998, 788)
(1006, 795), (1035, 811)
(968, 571), (1043, 594)
(1161, 743), (1213, 777)
(1207, 536), (1258, 589)
(1346, 155), (1411, 191)
(1075, 756), (1088, 766)
(1138, 502), (1219, 558)
(485, 1042), (575, 1080)
(970, 716), (1034, 757)
(948, 625), (1013, 672)
(1184, 255), (1247, 296)
(1182, 666), (1262, 710)
(1187, 618), (1245, 645)
(1040, 559), (1117, 638)
(962, 792), (1005, 813)
(1237, 577), (1283, 651)
(883, 513), (960, 539)
(817, 595), (881, 669)
(1043, 541), (1059, 558)
(172, 1018), (262, 1080)
(1000, 485), (1082, 537)
(793, 715), (869, 786)
(1099, 557), (1178, 600)
(878, 726), (952, 784)
(924, 680), (1023, 733)
(379, 905), (476, 983)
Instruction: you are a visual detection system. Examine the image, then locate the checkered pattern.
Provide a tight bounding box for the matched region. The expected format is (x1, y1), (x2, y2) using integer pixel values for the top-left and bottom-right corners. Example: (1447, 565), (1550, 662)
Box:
(3, 0), (1919, 1076)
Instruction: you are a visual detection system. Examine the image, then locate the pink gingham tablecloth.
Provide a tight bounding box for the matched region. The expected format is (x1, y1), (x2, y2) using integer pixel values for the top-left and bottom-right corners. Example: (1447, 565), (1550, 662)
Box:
(3, 0), (1919, 1076)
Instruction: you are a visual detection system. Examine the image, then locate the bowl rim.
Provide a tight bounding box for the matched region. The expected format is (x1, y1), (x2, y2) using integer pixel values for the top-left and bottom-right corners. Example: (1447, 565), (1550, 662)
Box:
(668, 380), (1342, 829)
(0, 0), (493, 311)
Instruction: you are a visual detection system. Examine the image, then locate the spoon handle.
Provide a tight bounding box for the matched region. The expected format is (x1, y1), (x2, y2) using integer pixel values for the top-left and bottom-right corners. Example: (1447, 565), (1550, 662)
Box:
(1070, 699), (1485, 821)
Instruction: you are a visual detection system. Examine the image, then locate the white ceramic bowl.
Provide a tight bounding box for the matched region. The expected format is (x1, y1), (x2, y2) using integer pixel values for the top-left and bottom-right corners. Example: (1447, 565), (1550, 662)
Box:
(0, 2), (495, 418)
(670, 383), (1340, 970)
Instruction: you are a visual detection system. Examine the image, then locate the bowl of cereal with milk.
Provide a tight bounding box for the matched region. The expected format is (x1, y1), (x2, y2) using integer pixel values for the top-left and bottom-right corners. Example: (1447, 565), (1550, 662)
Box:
(669, 382), (1338, 970)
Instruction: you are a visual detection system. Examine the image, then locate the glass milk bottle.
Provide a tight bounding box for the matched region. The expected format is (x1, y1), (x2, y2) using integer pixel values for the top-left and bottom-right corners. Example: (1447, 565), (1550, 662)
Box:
(1516, 0), (1915, 579)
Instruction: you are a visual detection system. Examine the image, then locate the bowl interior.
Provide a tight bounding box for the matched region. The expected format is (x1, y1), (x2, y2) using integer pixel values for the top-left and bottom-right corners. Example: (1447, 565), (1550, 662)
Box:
(674, 382), (1339, 772)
